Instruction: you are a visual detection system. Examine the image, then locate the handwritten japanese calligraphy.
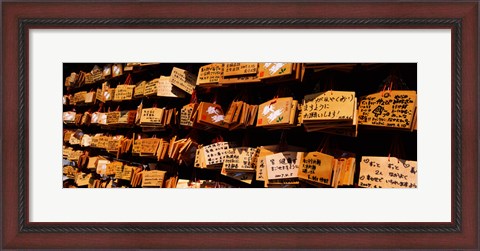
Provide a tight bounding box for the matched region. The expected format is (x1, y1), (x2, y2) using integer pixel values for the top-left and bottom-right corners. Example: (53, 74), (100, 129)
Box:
(222, 147), (256, 171)
(180, 104), (195, 127)
(358, 156), (417, 188)
(197, 63), (223, 85)
(170, 67), (197, 94)
(142, 170), (166, 187)
(223, 63), (258, 77)
(357, 90), (416, 129)
(298, 151), (335, 185)
(265, 152), (303, 180)
(202, 142), (230, 166)
(302, 91), (356, 120)
(156, 76), (185, 98)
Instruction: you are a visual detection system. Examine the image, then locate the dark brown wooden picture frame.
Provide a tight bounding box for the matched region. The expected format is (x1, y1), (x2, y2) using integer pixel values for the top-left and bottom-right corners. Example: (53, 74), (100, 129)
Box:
(2, 1), (478, 249)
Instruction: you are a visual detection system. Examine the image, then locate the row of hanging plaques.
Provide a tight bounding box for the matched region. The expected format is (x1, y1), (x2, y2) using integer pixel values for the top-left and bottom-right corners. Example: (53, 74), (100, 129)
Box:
(70, 162), (168, 188)
(63, 135), (417, 189)
(63, 72), (186, 106)
(64, 63), (416, 133)
(64, 129), (194, 165)
(64, 89), (417, 136)
(177, 90), (417, 133)
(64, 63), (306, 108)
(65, 152), (417, 189)
(196, 63), (303, 86)
(65, 63), (303, 91)
(65, 63), (164, 89)
(65, 122), (418, 188)
(194, 141), (417, 188)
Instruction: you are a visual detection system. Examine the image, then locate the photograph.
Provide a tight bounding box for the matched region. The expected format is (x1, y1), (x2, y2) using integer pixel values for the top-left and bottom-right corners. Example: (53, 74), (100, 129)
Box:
(62, 62), (418, 189)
